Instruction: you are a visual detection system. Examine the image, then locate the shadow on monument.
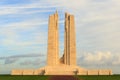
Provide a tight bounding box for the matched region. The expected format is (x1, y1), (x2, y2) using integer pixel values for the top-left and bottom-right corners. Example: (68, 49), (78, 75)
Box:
(73, 69), (79, 75)
(39, 70), (45, 75)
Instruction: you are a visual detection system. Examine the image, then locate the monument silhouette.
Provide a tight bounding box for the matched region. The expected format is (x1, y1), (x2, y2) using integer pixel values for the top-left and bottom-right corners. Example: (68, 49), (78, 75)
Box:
(11, 11), (112, 75)
(47, 11), (76, 66)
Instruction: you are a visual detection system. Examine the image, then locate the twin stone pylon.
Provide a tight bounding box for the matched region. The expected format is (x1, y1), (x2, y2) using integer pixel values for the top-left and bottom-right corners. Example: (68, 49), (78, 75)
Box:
(45, 11), (112, 75)
(47, 11), (59, 66)
(47, 11), (76, 66)
(11, 11), (112, 75)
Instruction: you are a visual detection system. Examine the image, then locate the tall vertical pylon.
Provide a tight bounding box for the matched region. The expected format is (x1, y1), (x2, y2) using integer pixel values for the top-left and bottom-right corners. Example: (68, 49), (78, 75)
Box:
(47, 11), (59, 66)
(64, 13), (76, 65)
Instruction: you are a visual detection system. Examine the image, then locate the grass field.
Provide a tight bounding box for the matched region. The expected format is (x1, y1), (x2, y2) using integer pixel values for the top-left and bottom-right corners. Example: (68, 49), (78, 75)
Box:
(76, 75), (120, 80)
(0, 75), (49, 80)
(0, 75), (120, 80)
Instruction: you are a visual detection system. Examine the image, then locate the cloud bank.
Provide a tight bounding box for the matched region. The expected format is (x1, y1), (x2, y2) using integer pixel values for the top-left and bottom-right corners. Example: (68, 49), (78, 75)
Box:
(0, 53), (45, 64)
(77, 51), (120, 66)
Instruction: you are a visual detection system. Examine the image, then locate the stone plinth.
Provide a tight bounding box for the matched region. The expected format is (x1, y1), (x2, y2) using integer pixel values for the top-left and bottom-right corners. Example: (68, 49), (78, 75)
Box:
(22, 70), (34, 75)
(34, 67), (45, 75)
(78, 70), (88, 75)
(45, 65), (86, 75)
(11, 70), (22, 75)
(99, 70), (112, 75)
(88, 70), (99, 75)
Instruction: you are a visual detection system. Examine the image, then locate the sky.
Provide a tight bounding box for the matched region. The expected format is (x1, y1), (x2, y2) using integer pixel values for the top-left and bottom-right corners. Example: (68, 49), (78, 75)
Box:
(0, 0), (120, 74)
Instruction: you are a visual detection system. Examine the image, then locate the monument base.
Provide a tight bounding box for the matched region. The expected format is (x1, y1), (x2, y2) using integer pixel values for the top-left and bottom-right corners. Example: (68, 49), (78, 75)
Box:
(11, 65), (112, 75)
(45, 65), (86, 75)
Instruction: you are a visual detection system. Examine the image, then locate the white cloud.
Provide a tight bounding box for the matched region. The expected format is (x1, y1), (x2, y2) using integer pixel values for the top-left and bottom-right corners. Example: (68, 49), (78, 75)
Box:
(0, 1), (58, 8)
(0, 53), (45, 64)
(20, 58), (45, 65)
(83, 52), (111, 62)
(0, 0), (57, 16)
(0, 8), (55, 15)
(112, 59), (120, 65)
(77, 51), (120, 66)
(0, 18), (48, 55)
(1, 19), (48, 30)
(47, 0), (87, 10)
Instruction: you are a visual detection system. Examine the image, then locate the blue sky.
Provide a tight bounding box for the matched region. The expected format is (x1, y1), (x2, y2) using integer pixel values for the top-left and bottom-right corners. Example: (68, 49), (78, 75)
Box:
(0, 0), (120, 74)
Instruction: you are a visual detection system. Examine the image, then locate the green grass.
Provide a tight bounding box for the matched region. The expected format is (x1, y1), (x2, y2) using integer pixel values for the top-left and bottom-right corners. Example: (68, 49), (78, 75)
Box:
(0, 75), (49, 80)
(0, 75), (120, 80)
(76, 75), (120, 80)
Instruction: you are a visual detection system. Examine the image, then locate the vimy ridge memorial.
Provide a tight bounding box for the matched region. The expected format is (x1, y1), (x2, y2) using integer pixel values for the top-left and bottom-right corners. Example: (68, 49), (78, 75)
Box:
(11, 11), (112, 75)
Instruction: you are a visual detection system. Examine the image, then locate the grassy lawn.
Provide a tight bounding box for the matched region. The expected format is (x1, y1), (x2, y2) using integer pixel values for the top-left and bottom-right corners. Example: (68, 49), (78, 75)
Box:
(76, 75), (120, 80)
(0, 75), (120, 80)
(0, 75), (49, 80)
